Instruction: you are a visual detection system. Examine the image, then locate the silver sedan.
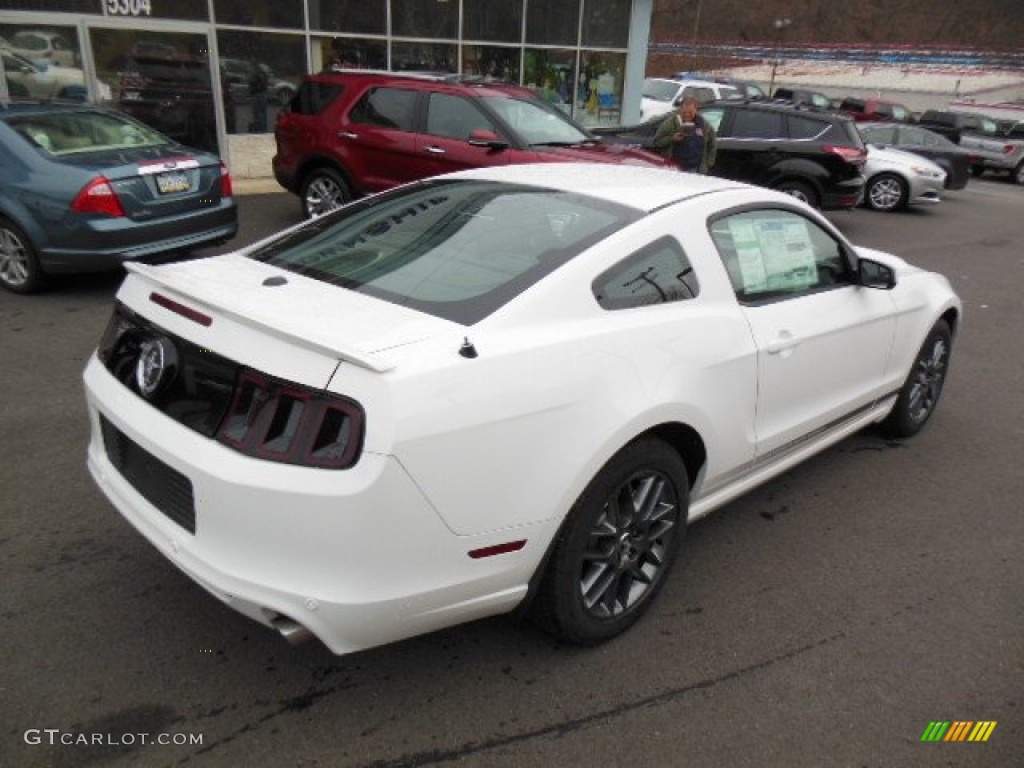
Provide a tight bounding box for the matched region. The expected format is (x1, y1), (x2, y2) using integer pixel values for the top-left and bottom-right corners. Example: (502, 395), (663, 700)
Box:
(862, 145), (947, 212)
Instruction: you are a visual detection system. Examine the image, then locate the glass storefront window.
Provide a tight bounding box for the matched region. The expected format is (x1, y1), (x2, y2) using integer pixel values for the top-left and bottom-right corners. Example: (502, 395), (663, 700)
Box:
(214, 0), (303, 29)
(523, 48), (575, 114)
(525, 0), (580, 46)
(319, 38), (387, 71)
(308, 0), (386, 34)
(582, 0), (630, 48)
(463, 1), (522, 44)
(577, 50), (625, 127)
(89, 28), (219, 152)
(390, 42), (456, 73)
(461, 45), (520, 83)
(391, 0), (457, 40)
(217, 31), (306, 134)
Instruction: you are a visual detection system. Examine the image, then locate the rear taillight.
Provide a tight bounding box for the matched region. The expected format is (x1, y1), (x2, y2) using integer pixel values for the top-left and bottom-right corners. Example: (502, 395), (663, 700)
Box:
(216, 369), (364, 469)
(71, 177), (126, 217)
(220, 162), (233, 198)
(823, 145), (867, 167)
(1001, 144), (1015, 155)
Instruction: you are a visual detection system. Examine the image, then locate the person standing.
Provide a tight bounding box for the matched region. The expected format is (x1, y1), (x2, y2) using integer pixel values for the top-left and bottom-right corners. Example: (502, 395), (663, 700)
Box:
(653, 97), (717, 174)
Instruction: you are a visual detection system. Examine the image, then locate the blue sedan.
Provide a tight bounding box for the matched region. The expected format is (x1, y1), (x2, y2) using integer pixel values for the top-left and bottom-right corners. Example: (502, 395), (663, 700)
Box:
(0, 103), (237, 293)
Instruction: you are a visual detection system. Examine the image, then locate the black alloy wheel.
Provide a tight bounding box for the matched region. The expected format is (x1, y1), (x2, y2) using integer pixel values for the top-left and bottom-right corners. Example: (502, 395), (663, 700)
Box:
(530, 438), (688, 645)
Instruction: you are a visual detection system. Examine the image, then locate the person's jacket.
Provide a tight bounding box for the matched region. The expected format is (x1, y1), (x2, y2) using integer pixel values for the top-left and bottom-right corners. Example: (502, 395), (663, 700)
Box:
(653, 112), (717, 174)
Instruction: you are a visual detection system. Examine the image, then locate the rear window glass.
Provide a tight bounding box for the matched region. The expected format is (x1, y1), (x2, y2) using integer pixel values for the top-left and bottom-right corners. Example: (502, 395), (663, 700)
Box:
(247, 179), (641, 324)
(6, 110), (169, 155)
(788, 115), (828, 140)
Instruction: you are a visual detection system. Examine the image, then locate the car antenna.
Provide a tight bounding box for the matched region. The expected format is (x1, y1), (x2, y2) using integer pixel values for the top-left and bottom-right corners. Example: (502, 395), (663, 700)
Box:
(459, 337), (478, 359)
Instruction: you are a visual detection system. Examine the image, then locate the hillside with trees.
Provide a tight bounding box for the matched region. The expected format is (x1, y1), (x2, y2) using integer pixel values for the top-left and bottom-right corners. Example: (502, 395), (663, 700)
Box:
(652, 0), (1024, 50)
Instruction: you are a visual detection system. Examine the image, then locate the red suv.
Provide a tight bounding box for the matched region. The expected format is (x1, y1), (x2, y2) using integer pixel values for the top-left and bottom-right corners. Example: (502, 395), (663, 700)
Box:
(838, 97), (914, 123)
(273, 71), (668, 217)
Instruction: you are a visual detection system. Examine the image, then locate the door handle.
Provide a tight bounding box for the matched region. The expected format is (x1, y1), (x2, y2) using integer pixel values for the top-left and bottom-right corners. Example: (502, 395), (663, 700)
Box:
(765, 330), (799, 355)
(423, 145), (446, 155)
(337, 131), (357, 139)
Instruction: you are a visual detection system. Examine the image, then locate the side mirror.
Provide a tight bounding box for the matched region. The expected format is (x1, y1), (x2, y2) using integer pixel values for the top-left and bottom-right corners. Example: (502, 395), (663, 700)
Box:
(467, 129), (509, 149)
(858, 257), (896, 290)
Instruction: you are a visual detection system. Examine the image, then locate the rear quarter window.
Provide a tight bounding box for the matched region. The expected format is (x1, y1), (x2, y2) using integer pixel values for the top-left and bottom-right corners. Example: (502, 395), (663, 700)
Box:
(290, 82), (343, 115)
(593, 236), (699, 309)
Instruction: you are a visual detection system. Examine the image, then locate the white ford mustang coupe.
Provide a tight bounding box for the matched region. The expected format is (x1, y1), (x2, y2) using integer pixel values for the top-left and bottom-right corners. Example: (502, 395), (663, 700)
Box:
(83, 164), (961, 655)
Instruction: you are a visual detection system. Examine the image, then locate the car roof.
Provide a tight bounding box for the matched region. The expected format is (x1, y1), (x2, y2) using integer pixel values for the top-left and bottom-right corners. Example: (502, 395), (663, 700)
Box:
(433, 162), (753, 212)
(303, 70), (533, 97)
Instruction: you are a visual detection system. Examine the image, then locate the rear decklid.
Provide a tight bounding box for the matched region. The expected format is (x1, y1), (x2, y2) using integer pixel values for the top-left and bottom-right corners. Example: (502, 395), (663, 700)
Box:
(124, 254), (460, 372)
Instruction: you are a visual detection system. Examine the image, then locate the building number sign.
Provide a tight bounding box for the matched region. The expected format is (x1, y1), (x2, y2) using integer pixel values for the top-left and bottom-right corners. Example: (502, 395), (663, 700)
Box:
(103, 0), (153, 15)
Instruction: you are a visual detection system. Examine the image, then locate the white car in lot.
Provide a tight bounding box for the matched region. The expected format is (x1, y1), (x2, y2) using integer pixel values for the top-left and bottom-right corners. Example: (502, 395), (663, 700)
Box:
(640, 77), (740, 122)
(862, 144), (947, 212)
(83, 164), (961, 655)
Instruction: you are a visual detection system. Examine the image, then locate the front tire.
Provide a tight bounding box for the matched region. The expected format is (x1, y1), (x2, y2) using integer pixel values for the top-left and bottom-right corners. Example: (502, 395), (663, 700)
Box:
(530, 438), (688, 645)
(300, 167), (352, 218)
(0, 218), (45, 294)
(881, 319), (952, 438)
(865, 173), (908, 212)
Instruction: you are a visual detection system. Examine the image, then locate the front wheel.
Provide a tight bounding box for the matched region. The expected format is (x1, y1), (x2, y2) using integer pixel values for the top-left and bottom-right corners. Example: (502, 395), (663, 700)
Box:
(880, 319), (952, 438)
(0, 218), (45, 294)
(865, 173), (908, 212)
(300, 167), (351, 218)
(529, 438), (688, 645)
(773, 180), (819, 208)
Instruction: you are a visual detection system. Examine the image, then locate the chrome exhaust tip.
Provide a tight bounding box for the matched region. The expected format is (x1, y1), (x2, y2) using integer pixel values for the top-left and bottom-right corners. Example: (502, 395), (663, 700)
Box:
(271, 615), (314, 646)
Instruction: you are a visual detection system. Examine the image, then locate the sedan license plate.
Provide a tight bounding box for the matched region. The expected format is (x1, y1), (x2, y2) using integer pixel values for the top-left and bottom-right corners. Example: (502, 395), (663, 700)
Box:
(156, 171), (191, 194)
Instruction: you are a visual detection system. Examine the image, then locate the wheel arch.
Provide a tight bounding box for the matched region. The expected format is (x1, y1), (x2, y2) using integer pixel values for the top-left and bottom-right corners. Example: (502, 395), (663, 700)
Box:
(296, 154), (359, 197)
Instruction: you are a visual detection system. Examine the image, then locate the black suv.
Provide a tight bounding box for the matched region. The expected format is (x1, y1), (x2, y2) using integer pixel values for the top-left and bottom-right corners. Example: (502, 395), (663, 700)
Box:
(593, 100), (867, 209)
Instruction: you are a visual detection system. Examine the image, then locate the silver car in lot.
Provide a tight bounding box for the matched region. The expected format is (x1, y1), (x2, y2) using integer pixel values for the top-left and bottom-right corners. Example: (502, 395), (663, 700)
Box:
(862, 144), (946, 212)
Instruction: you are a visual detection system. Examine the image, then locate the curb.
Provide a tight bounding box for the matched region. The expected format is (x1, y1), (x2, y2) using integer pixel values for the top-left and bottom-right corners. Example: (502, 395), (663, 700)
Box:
(232, 178), (284, 195)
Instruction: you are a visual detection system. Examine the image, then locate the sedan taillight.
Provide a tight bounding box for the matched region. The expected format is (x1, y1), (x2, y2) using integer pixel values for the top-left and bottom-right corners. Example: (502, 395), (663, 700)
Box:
(216, 369), (364, 469)
(71, 177), (127, 217)
(220, 162), (234, 198)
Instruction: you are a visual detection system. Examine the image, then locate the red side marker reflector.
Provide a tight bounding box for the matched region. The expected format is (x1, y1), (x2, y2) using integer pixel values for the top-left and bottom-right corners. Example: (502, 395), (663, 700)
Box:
(149, 292), (213, 326)
(468, 540), (527, 559)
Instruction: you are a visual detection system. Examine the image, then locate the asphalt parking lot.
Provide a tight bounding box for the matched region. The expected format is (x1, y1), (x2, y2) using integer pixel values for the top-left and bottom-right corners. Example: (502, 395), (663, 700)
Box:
(2, 178), (1022, 767)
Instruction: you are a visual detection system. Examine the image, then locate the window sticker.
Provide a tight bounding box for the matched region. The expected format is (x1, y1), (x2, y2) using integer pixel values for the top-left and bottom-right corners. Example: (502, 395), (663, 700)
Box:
(727, 216), (818, 293)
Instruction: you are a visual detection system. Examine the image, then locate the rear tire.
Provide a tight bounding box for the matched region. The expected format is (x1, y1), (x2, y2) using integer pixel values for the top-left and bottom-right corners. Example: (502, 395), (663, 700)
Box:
(1014, 161), (1024, 186)
(300, 167), (351, 218)
(529, 438), (688, 645)
(0, 218), (46, 294)
(880, 319), (952, 438)
(773, 180), (819, 208)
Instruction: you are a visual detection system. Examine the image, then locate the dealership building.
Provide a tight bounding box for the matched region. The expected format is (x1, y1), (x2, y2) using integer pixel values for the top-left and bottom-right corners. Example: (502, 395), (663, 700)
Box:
(1, 0), (653, 178)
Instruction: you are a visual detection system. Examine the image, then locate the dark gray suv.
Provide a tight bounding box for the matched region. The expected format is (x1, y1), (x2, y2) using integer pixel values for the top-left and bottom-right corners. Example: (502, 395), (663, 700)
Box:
(593, 100), (867, 210)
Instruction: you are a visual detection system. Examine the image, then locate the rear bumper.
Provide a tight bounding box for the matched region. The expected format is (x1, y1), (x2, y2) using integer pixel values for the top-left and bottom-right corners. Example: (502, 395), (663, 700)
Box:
(820, 176), (866, 210)
(39, 202), (238, 274)
(83, 357), (540, 655)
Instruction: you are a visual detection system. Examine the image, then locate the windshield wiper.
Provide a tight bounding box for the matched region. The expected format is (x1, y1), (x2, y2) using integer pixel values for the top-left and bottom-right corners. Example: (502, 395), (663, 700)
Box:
(530, 139), (597, 147)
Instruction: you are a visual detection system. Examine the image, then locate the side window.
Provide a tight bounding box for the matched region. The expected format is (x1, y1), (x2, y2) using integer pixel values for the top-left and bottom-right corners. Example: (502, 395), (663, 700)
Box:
(349, 87), (418, 130)
(875, 102), (893, 118)
(425, 93), (495, 139)
(709, 209), (853, 303)
(892, 106), (911, 122)
(788, 115), (828, 140)
(864, 124), (897, 144)
(731, 109), (784, 139)
(593, 237), (699, 310)
(701, 107), (725, 132)
(684, 86), (715, 104)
